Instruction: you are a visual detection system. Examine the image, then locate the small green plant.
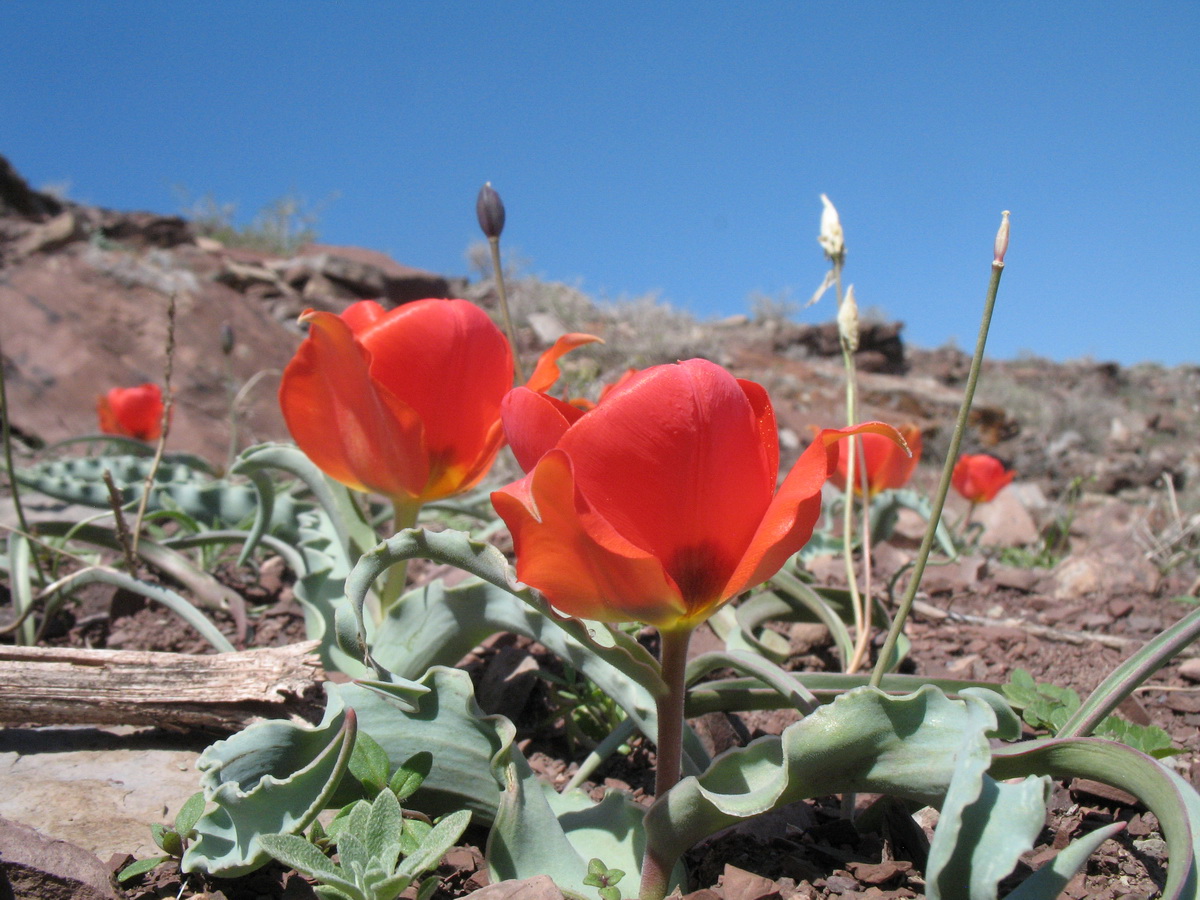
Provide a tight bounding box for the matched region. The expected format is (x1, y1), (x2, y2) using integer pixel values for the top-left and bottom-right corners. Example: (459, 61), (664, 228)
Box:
(259, 777), (470, 900)
(1002, 668), (1179, 758)
(583, 857), (627, 900)
(118, 791), (206, 883)
(537, 662), (630, 752)
(998, 475), (1084, 569)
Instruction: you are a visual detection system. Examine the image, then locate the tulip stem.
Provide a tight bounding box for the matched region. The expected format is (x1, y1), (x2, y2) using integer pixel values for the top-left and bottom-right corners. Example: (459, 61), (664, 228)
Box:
(131, 292), (177, 556)
(223, 351), (240, 475)
(378, 500), (421, 621)
(487, 235), (525, 384)
(834, 261), (869, 674)
(870, 254), (1005, 688)
(0, 331), (46, 588)
(639, 626), (692, 900)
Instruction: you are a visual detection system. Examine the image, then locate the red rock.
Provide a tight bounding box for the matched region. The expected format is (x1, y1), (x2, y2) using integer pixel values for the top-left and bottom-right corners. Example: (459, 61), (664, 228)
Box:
(722, 863), (781, 900)
(0, 816), (119, 900)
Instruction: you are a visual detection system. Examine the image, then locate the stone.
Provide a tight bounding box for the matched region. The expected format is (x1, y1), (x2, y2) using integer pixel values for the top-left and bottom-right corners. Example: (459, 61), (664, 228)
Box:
(0, 817), (119, 900)
(1070, 777), (1138, 808)
(722, 863), (781, 900)
(1177, 658), (1200, 684)
(465, 875), (565, 899)
(12, 210), (81, 257)
(475, 646), (540, 718)
(990, 563), (1042, 593)
(300, 270), (361, 308)
(918, 555), (986, 595)
(1050, 544), (1160, 601)
(1107, 599), (1134, 619)
(528, 312), (567, 346)
(972, 487), (1039, 547)
(848, 859), (912, 885)
(0, 727), (205, 860)
(293, 243), (451, 306)
(692, 712), (747, 758)
(773, 320), (907, 374)
(94, 210), (193, 249)
(789, 622), (832, 654)
(0, 153), (65, 218)
(0, 240), (297, 462)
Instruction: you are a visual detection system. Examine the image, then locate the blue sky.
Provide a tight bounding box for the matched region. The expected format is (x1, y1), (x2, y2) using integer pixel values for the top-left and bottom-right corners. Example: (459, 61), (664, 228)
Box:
(4, 3), (1198, 365)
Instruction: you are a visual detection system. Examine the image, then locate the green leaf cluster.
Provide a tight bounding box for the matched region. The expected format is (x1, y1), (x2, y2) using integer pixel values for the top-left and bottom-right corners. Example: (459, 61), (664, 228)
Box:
(259, 783), (469, 900)
(582, 857), (626, 900)
(1002, 668), (1180, 758)
(118, 791), (206, 883)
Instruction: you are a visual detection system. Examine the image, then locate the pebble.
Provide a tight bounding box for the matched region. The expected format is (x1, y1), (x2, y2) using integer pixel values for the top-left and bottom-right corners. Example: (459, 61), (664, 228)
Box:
(1107, 599), (1134, 619)
(1177, 658), (1200, 683)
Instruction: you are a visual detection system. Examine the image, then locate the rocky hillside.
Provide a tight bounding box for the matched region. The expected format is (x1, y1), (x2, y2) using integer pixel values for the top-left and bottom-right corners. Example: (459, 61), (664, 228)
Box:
(2, 152), (1198, 523)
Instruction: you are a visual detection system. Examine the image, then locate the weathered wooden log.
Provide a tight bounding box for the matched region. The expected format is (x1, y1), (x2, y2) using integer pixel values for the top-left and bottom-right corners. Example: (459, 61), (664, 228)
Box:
(0, 641), (325, 732)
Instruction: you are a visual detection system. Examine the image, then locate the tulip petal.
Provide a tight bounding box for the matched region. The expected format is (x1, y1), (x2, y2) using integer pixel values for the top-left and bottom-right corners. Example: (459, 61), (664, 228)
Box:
(97, 384), (165, 441)
(339, 299), (388, 334)
(491, 450), (686, 626)
(878, 424), (922, 492)
(359, 299), (513, 497)
(525, 333), (604, 393)
(726, 422), (907, 597)
(952, 454), (1015, 503)
(558, 360), (777, 609)
(96, 395), (121, 435)
(280, 310), (428, 499)
(832, 424), (923, 497)
(501, 387), (588, 473)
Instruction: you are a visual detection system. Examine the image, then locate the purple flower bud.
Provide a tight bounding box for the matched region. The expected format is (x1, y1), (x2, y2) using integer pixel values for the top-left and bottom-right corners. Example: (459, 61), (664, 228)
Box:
(476, 182), (506, 239)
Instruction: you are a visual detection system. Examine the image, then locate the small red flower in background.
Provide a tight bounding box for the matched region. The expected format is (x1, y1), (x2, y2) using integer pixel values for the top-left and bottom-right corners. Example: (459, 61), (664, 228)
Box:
(492, 358), (905, 631)
(830, 423), (923, 498)
(951, 453), (1015, 503)
(278, 298), (595, 506)
(97, 383), (165, 441)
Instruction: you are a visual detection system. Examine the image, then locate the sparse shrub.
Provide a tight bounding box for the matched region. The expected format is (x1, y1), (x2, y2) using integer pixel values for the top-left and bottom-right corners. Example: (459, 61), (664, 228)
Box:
(175, 187), (334, 256)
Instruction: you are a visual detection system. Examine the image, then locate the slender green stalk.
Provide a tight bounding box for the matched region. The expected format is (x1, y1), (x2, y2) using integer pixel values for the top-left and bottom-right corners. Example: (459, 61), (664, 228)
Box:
(376, 499), (421, 622)
(848, 451), (876, 672)
(832, 263), (869, 672)
(0, 331), (46, 586)
(870, 250), (1006, 688)
(223, 351), (239, 475)
(639, 626), (692, 900)
(488, 236), (525, 384)
(131, 292), (177, 555)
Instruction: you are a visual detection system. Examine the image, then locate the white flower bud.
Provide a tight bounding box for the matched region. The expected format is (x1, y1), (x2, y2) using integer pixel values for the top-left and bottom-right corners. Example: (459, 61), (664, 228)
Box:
(818, 193), (845, 262)
(838, 284), (860, 352)
(994, 210), (1010, 266)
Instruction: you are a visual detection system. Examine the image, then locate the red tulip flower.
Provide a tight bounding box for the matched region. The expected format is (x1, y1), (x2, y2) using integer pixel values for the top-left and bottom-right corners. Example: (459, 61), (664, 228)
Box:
(492, 358), (906, 632)
(279, 298), (594, 508)
(830, 423), (923, 498)
(951, 453), (1015, 503)
(97, 383), (165, 441)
